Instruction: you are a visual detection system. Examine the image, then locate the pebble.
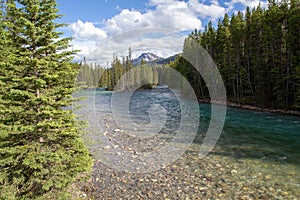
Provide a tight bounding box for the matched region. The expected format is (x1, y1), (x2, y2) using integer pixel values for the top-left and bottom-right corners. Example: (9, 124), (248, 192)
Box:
(241, 195), (250, 200)
(116, 152), (122, 156)
(265, 175), (272, 180)
(103, 145), (111, 150)
(199, 187), (207, 191)
(80, 193), (87, 198)
(79, 114), (300, 200)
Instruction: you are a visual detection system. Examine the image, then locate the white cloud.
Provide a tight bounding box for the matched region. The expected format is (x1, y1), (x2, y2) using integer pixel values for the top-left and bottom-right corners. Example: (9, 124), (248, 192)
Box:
(105, 9), (149, 35)
(70, 0), (203, 64)
(105, 1), (201, 35)
(225, 0), (268, 11)
(86, 28), (185, 65)
(148, 0), (178, 6)
(70, 19), (107, 41)
(69, 0), (268, 64)
(188, 0), (227, 19)
(210, 0), (220, 6)
(71, 40), (97, 62)
(145, 1), (202, 31)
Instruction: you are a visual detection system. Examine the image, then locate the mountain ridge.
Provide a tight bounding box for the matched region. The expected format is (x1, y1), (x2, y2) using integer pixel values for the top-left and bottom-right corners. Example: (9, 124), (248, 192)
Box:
(132, 52), (178, 66)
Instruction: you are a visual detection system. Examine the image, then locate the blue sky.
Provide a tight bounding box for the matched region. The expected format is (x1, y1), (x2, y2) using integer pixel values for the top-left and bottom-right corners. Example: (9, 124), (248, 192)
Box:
(57, 0), (148, 23)
(56, 0), (268, 64)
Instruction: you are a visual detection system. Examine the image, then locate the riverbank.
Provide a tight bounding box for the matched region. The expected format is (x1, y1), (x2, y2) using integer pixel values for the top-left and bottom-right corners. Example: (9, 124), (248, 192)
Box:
(227, 102), (300, 117)
(199, 99), (300, 117)
(76, 112), (300, 200)
(79, 146), (299, 199)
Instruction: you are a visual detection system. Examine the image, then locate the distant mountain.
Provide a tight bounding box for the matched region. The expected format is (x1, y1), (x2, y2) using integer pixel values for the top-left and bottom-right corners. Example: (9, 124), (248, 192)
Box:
(132, 52), (162, 65)
(154, 54), (178, 65)
(132, 52), (178, 66)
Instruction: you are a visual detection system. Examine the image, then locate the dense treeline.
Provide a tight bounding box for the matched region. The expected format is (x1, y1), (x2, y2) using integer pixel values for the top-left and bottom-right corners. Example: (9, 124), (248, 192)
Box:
(78, 49), (160, 90)
(75, 61), (104, 88)
(0, 1), (92, 199)
(171, 0), (300, 110)
(102, 54), (160, 90)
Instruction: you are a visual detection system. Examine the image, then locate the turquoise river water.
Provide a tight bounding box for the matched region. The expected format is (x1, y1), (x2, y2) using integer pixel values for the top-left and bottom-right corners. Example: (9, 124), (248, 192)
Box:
(75, 87), (300, 197)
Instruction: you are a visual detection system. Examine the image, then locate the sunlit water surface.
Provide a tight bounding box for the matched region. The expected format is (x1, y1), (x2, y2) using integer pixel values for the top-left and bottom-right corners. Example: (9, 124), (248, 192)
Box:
(74, 88), (300, 194)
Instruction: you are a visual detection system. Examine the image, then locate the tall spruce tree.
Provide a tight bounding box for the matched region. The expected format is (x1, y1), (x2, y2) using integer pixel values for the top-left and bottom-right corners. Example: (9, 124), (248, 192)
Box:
(170, 0), (299, 110)
(0, 0), (92, 199)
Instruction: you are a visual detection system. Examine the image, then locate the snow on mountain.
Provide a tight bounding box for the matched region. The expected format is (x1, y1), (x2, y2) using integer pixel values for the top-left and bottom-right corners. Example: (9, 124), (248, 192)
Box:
(132, 52), (162, 65)
(133, 52), (178, 66)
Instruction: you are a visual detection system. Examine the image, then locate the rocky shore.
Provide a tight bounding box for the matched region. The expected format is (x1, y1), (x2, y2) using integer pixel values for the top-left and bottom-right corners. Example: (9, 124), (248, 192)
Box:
(226, 102), (300, 117)
(201, 99), (300, 117)
(76, 114), (300, 200)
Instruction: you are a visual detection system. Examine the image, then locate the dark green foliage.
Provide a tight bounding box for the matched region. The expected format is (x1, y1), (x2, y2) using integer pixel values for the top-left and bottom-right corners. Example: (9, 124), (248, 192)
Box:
(171, 0), (300, 110)
(0, 0), (92, 199)
(97, 48), (159, 91)
(76, 62), (104, 88)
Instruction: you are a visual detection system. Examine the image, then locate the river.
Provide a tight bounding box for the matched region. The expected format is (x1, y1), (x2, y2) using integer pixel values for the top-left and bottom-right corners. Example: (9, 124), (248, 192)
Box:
(74, 87), (300, 198)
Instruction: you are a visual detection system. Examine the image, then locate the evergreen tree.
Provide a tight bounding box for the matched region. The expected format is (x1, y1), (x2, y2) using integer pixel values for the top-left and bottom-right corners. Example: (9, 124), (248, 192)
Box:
(170, 0), (300, 110)
(0, 1), (92, 199)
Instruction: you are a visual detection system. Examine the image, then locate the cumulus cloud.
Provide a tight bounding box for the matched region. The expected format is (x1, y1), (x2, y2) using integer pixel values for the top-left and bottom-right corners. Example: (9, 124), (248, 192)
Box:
(105, 1), (201, 35)
(70, 0), (203, 64)
(69, 0), (268, 64)
(86, 28), (185, 65)
(70, 19), (107, 41)
(148, 0), (178, 6)
(210, 0), (220, 6)
(188, 0), (227, 19)
(145, 0), (202, 31)
(225, 0), (268, 11)
(71, 40), (97, 62)
(105, 9), (149, 35)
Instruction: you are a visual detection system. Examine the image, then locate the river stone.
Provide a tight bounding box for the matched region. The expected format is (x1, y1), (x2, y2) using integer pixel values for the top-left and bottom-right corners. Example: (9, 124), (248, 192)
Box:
(103, 145), (111, 150)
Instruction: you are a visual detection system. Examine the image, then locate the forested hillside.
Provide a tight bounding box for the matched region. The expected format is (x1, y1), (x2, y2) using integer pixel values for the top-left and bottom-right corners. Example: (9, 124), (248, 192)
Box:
(171, 0), (300, 110)
(76, 1), (299, 111)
